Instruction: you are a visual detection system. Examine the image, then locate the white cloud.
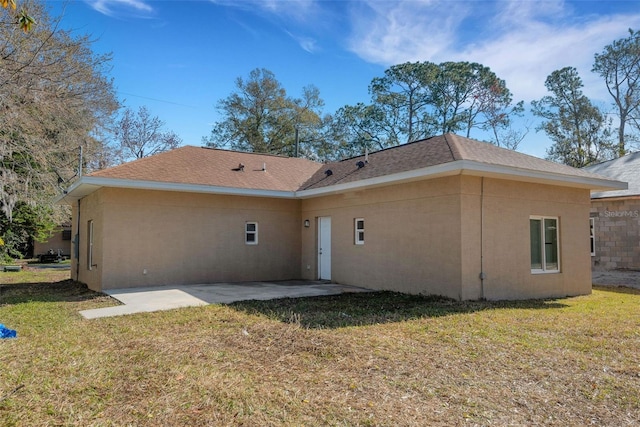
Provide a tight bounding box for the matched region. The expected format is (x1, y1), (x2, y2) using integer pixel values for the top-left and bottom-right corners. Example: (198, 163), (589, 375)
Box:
(285, 30), (318, 53)
(209, 0), (324, 53)
(346, 0), (471, 64)
(86, 0), (154, 17)
(209, 0), (320, 24)
(346, 1), (640, 103)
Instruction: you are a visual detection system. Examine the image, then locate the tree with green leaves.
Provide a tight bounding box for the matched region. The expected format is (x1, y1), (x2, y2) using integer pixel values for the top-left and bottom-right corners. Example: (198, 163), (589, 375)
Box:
(532, 67), (614, 168)
(369, 62), (436, 144)
(204, 68), (325, 159)
(1, 0), (36, 33)
(114, 106), (182, 161)
(325, 103), (399, 159)
(478, 82), (527, 150)
(593, 28), (640, 156)
(427, 61), (523, 140)
(0, 202), (55, 261)
(331, 61), (523, 154)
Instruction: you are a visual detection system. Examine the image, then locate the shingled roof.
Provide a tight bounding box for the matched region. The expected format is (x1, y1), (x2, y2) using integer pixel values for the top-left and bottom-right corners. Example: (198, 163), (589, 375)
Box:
(584, 151), (640, 199)
(89, 146), (322, 192)
(300, 134), (622, 192)
(58, 134), (625, 203)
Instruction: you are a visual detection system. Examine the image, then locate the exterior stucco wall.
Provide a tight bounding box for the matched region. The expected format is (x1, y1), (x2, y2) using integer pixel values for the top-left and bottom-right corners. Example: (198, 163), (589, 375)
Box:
(75, 189), (105, 291)
(301, 176), (592, 300)
(71, 175), (592, 300)
(459, 176), (483, 300)
(301, 176), (465, 299)
(590, 197), (640, 271)
(77, 188), (302, 291)
(480, 179), (591, 300)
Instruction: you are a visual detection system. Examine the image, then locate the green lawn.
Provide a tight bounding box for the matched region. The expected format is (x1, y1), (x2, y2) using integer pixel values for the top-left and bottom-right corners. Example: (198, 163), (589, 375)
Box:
(1, 272), (639, 426)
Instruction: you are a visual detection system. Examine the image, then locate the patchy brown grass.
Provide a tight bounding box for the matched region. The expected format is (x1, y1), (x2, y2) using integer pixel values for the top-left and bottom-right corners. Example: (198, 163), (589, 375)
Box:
(0, 264), (70, 285)
(1, 279), (639, 426)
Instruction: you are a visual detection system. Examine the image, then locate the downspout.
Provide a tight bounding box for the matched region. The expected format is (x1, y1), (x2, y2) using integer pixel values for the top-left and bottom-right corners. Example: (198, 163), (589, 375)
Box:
(75, 145), (83, 280)
(75, 199), (80, 280)
(479, 177), (485, 299)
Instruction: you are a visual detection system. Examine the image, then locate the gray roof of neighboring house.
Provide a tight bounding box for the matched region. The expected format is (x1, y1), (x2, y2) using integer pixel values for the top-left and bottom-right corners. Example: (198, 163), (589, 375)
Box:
(583, 151), (640, 199)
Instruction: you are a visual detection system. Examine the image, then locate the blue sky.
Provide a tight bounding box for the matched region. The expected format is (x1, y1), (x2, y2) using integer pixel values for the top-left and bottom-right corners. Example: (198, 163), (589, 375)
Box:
(49, 0), (640, 158)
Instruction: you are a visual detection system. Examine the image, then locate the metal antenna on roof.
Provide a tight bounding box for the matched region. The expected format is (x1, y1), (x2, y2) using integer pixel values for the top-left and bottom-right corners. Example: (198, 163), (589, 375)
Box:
(78, 145), (83, 177)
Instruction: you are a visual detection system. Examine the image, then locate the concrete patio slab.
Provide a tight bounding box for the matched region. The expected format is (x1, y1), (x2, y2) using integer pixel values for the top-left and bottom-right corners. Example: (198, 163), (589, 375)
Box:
(80, 280), (370, 319)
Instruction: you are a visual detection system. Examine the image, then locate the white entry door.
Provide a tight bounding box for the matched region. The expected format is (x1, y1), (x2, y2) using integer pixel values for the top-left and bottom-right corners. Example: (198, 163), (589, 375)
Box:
(318, 216), (331, 280)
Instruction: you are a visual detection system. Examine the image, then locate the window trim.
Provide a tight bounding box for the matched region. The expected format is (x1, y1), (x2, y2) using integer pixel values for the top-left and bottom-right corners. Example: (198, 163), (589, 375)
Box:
(245, 221), (258, 245)
(589, 217), (595, 257)
(530, 215), (560, 274)
(354, 218), (364, 245)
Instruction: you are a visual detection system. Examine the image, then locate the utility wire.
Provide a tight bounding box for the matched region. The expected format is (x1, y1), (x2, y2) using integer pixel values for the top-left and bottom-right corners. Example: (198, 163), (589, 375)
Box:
(118, 91), (201, 109)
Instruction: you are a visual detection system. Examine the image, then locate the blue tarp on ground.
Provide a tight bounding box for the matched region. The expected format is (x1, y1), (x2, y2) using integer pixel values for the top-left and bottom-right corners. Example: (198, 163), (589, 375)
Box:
(0, 324), (17, 339)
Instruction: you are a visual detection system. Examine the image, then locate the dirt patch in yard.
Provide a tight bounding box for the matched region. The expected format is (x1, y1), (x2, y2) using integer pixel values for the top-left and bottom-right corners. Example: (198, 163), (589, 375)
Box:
(592, 270), (640, 289)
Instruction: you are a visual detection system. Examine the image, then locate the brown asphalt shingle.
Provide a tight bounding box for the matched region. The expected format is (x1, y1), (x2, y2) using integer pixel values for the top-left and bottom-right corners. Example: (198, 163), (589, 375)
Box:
(300, 134), (610, 190)
(89, 146), (323, 192)
(89, 135), (612, 194)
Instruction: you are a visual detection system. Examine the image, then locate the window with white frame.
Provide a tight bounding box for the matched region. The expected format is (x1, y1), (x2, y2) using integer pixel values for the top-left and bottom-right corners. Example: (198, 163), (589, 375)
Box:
(245, 222), (258, 245)
(530, 216), (559, 273)
(87, 220), (94, 270)
(590, 217), (595, 256)
(355, 218), (364, 245)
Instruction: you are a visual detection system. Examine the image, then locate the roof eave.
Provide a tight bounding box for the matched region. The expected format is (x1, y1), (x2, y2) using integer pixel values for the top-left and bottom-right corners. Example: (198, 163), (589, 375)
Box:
(55, 176), (296, 205)
(458, 161), (628, 191)
(295, 160), (627, 199)
(55, 159), (627, 205)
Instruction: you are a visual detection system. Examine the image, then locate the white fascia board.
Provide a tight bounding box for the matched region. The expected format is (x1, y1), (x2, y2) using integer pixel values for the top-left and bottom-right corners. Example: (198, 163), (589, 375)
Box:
(55, 176), (295, 204)
(458, 161), (628, 191)
(295, 160), (627, 199)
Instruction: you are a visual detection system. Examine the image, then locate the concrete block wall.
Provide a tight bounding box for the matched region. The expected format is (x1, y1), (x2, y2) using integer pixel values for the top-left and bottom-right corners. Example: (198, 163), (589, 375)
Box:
(591, 197), (640, 271)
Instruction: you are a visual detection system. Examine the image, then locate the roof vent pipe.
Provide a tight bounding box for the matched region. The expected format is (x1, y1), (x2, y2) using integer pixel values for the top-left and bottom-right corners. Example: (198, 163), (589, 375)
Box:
(356, 161), (365, 169)
(262, 162), (266, 171)
(325, 169), (333, 176)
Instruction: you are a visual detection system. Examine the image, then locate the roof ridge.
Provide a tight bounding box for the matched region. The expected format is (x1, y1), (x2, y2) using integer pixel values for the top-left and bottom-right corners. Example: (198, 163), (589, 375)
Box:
(201, 145), (315, 161)
(337, 135), (453, 164)
(442, 133), (461, 161)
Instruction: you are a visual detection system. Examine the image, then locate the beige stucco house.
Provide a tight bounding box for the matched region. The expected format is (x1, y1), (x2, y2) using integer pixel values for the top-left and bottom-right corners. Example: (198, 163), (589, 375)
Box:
(57, 134), (625, 300)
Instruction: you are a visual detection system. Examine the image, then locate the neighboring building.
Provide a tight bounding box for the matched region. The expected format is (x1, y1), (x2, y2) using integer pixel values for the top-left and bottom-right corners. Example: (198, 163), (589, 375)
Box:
(57, 134), (624, 300)
(33, 224), (72, 261)
(584, 152), (640, 271)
